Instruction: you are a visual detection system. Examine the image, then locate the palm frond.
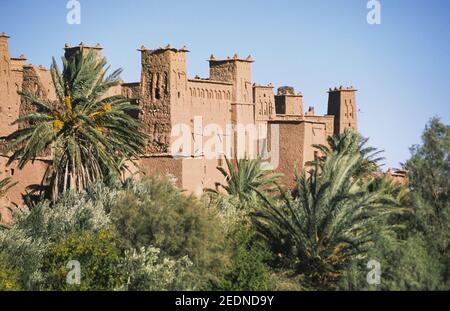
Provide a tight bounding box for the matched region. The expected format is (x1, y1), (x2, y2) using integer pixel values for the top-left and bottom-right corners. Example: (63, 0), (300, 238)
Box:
(4, 48), (148, 201)
(252, 129), (403, 288)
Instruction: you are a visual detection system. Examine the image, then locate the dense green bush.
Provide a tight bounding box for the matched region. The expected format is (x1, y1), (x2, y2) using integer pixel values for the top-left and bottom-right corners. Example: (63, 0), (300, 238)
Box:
(0, 254), (20, 291)
(110, 177), (227, 289)
(0, 227), (45, 290)
(118, 246), (193, 291)
(338, 233), (444, 290)
(0, 177), (228, 291)
(0, 190), (111, 290)
(405, 119), (450, 252)
(41, 230), (122, 291)
(212, 221), (273, 291)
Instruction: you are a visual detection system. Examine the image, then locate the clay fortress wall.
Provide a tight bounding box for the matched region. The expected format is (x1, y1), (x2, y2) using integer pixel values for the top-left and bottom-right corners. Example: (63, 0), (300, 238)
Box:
(0, 33), (358, 222)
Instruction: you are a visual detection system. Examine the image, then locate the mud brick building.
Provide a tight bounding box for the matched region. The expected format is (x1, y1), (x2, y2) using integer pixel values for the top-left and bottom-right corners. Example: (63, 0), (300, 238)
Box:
(0, 33), (358, 221)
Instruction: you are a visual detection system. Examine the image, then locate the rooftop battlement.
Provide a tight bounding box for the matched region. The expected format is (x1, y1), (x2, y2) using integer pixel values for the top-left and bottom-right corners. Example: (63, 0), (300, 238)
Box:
(208, 53), (254, 63)
(328, 85), (357, 93)
(138, 44), (189, 54)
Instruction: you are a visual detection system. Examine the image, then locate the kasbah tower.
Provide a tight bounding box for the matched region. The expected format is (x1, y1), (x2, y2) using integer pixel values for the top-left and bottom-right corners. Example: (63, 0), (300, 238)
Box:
(0, 32), (358, 222)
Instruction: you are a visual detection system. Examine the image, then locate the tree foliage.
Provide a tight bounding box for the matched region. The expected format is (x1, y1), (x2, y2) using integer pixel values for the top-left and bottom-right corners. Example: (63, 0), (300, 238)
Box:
(41, 230), (122, 291)
(402, 117), (450, 287)
(406, 117), (449, 208)
(213, 224), (273, 291)
(110, 176), (227, 289)
(252, 130), (401, 288)
(0, 189), (111, 290)
(118, 246), (193, 291)
(0, 253), (20, 291)
(5, 50), (146, 200)
(404, 118), (450, 253)
(212, 156), (281, 204)
(0, 117), (449, 291)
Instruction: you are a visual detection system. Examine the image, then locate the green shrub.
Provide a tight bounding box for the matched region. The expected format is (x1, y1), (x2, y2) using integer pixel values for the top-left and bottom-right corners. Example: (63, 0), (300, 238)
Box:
(0, 254), (20, 291)
(0, 228), (45, 290)
(338, 233), (444, 290)
(0, 190), (111, 290)
(213, 227), (273, 291)
(111, 176), (227, 288)
(41, 230), (123, 291)
(14, 192), (111, 241)
(118, 246), (193, 291)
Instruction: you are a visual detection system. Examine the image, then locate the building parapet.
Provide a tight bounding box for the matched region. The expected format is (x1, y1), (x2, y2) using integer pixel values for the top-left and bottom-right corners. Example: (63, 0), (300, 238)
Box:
(253, 83), (274, 89)
(269, 114), (334, 123)
(328, 85), (357, 92)
(187, 78), (232, 86)
(138, 44), (189, 54)
(208, 53), (254, 63)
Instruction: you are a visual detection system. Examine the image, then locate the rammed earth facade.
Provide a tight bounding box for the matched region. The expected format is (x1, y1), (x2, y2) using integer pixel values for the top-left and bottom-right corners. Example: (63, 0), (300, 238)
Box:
(0, 33), (358, 222)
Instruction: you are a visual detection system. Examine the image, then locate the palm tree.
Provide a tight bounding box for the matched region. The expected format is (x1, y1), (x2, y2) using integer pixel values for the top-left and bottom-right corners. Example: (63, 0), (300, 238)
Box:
(252, 130), (400, 289)
(5, 50), (146, 200)
(212, 156), (282, 204)
(311, 128), (385, 177)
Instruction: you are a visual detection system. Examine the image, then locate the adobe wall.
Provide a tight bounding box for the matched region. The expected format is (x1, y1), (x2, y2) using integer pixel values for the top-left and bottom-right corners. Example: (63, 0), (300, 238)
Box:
(268, 121), (305, 188)
(180, 157), (223, 195)
(0, 34), (361, 219)
(121, 82), (141, 118)
(1, 34), (53, 216)
(301, 121), (328, 166)
(139, 156), (224, 196)
(386, 169), (409, 186)
(139, 49), (173, 154)
(270, 117), (331, 189)
(304, 115), (335, 138)
(254, 85), (275, 121)
(0, 155), (48, 205)
(138, 155), (183, 188)
(0, 34), (21, 137)
(184, 79), (232, 142)
(0, 197), (12, 224)
(19, 65), (56, 127)
(327, 87), (357, 135)
(182, 79), (232, 154)
(274, 86), (304, 116)
(209, 58), (255, 155)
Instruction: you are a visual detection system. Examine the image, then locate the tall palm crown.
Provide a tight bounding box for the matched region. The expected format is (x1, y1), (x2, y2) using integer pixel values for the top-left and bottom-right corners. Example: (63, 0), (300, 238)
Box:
(311, 128), (384, 177)
(252, 130), (400, 288)
(214, 157), (281, 203)
(5, 50), (146, 200)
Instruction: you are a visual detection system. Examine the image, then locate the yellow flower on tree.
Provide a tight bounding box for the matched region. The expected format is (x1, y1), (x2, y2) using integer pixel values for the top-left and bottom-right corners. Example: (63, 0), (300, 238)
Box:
(65, 96), (72, 111)
(95, 125), (105, 133)
(103, 103), (112, 113)
(53, 119), (63, 131)
(89, 104), (112, 120)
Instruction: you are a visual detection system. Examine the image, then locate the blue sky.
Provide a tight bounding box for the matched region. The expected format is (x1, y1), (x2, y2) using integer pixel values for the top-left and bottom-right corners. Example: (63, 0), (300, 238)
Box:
(1, 0), (449, 168)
